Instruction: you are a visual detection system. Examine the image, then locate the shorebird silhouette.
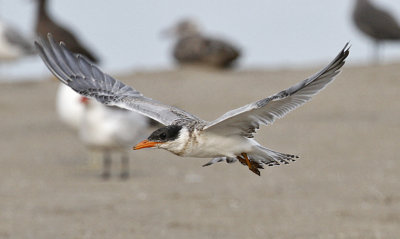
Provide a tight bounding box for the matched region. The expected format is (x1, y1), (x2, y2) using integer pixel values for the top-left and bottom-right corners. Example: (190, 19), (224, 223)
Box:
(164, 19), (240, 68)
(353, 0), (400, 62)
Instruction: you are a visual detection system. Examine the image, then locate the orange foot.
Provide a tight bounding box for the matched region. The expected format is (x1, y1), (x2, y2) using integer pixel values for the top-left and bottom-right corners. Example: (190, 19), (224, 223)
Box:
(237, 153), (261, 176)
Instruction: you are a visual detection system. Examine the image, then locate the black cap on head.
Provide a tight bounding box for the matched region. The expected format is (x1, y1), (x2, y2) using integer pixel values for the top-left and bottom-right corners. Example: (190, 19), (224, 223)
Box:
(148, 125), (182, 142)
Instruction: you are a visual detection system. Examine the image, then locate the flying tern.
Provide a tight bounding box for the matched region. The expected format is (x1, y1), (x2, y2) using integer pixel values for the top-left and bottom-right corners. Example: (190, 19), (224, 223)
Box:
(35, 34), (349, 175)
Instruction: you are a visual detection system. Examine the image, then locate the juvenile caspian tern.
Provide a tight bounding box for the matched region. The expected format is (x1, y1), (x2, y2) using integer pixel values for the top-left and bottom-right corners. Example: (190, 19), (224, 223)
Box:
(36, 34), (350, 175)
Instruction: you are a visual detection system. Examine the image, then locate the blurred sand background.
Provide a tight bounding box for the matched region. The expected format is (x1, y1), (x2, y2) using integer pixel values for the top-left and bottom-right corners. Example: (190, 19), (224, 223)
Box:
(1, 63), (399, 238)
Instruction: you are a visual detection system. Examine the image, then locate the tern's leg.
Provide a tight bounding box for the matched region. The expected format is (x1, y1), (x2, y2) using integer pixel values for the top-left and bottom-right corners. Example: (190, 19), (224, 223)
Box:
(239, 153), (260, 176)
(101, 150), (111, 179)
(236, 155), (247, 165)
(120, 152), (130, 180)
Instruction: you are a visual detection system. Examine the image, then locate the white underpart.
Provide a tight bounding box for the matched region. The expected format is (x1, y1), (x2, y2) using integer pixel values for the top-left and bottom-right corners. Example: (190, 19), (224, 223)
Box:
(158, 127), (190, 155)
(160, 127), (257, 158)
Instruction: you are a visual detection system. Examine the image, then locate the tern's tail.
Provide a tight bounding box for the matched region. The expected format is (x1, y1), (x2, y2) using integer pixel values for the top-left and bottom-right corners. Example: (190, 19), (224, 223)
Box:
(252, 146), (299, 166)
(202, 146), (299, 175)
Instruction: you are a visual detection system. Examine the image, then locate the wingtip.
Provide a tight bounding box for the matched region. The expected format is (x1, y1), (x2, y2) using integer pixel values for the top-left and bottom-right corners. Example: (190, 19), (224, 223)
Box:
(46, 32), (66, 50)
(36, 33), (71, 52)
(33, 41), (41, 51)
(343, 42), (351, 55)
(35, 34), (52, 55)
(336, 42), (350, 64)
(35, 35), (45, 49)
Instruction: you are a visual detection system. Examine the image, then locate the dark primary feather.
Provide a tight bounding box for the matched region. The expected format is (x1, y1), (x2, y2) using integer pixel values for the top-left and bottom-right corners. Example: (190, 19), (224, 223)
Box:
(204, 43), (350, 138)
(35, 34), (200, 126)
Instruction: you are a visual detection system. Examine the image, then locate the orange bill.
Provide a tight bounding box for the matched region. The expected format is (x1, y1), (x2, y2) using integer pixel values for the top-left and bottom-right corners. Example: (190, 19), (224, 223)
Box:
(133, 140), (160, 150)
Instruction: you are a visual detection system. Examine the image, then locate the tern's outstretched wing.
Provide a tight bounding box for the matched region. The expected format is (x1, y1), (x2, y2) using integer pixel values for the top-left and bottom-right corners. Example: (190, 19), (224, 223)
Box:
(35, 34), (201, 126)
(204, 43), (350, 137)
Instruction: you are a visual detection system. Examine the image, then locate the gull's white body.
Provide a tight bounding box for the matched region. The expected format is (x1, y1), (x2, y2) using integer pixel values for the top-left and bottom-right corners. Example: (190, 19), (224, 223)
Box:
(80, 100), (148, 150)
(56, 83), (150, 178)
(56, 84), (148, 149)
(56, 84), (84, 130)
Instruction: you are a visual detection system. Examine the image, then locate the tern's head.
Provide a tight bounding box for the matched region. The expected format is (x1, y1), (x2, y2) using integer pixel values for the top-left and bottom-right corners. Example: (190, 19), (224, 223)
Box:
(133, 125), (185, 152)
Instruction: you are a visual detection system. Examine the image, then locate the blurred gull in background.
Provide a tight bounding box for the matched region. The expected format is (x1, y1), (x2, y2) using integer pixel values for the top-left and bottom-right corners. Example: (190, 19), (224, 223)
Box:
(353, 0), (400, 62)
(57, 84), (152, 180)
(79, 96), (150, 179)
(36, 0), (152, 179)
(163, 18), (241, 68)
(34, 0), (99, 63)
(0, 18), (35, 63)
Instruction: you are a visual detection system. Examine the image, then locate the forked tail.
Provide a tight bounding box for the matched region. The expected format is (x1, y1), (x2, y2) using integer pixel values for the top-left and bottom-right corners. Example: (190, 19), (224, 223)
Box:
(202, 146), (299, 175)
(253, 145), (299, 166)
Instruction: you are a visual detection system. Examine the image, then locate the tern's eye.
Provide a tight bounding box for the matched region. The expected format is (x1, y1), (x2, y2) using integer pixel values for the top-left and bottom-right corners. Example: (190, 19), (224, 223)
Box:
(148, 125), (182, 142)
(159, 132), (167, 140)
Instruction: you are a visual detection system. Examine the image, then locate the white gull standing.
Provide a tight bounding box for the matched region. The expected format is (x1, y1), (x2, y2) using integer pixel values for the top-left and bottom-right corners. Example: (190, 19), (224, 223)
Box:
(56, 84), (150, 179)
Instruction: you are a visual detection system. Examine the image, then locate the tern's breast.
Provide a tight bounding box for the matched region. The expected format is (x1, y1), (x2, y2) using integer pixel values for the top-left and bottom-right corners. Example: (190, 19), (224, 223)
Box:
(182, 130), (253, 158)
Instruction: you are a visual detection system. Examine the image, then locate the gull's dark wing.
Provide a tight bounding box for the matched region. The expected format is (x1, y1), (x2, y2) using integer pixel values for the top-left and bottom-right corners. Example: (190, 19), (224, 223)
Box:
(204, 43), (350, 137)
(35, 34), (201, 126)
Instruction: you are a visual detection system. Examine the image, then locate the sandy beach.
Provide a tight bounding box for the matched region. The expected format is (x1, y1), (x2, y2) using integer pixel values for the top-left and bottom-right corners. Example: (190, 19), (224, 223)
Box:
(0, 64), (399, 238)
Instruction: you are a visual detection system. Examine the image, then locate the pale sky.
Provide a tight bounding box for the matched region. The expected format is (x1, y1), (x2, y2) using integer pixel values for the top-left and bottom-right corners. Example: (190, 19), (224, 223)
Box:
(1, 0), (400, 80)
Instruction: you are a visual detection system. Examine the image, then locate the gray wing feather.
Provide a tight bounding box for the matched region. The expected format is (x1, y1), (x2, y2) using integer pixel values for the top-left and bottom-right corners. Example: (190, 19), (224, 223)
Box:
(35, 34), (200, 126)
(204, 43), (350, 137)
